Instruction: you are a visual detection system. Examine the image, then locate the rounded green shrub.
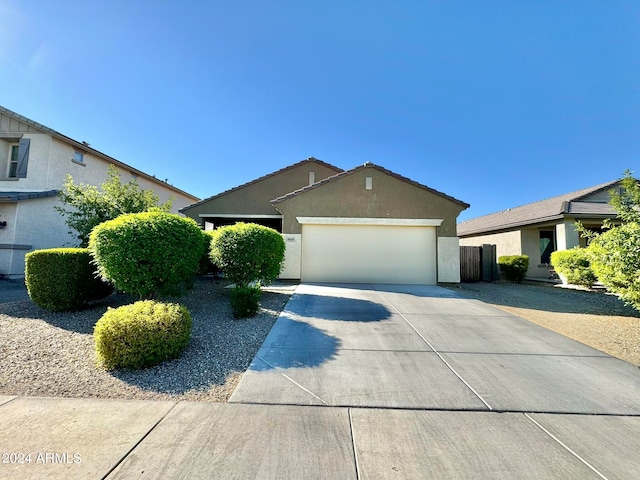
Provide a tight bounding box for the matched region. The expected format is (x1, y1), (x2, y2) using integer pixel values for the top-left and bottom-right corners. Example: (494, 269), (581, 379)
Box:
(89, 211), (204, 298)
(550, 248), (597, 287)
(210, 223), (285, 288)
(94, 300), (192, 370)
(498, 255), (529, 283)
(230, 285), (262, 318)
(25, 248), (113, 312)
(588, 222), (640, 310)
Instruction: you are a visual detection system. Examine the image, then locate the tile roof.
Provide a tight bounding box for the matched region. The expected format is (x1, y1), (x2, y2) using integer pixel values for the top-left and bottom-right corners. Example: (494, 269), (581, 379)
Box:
(271, 161), (470, 208)
(180, 157), (343, 213)
(457, 180), (620, 237)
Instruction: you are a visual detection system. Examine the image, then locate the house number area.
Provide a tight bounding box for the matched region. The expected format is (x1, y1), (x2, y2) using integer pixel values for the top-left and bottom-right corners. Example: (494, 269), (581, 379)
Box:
(1, 452), (82, 464)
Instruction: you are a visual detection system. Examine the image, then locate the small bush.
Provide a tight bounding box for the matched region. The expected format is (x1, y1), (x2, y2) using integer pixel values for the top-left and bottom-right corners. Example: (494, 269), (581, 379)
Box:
(89, 211), (204, 298)
(25, 248), (112, 312)
(230, 285), (262, 318)
(210, 223), (285, 288)
(94, 300), (191, 370)
(550, 249), (597, 287)
(498, 255), (529, 283)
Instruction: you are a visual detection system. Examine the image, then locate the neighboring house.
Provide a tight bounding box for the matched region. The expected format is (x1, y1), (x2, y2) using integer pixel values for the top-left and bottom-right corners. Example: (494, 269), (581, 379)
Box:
(0, 106), (199, 278)
(457, 180), (621, 279)
(181, 158), (469, 284)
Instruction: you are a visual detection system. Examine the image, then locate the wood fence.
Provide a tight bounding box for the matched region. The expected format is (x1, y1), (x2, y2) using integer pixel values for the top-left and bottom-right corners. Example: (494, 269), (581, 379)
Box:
(460, 244), (498, 282)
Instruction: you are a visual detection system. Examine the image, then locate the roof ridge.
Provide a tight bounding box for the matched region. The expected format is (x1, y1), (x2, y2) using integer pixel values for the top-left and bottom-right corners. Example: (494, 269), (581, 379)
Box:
(180, 157), (344, 212)
(458, 179), (619, 225)
(272, 161), (470, 208)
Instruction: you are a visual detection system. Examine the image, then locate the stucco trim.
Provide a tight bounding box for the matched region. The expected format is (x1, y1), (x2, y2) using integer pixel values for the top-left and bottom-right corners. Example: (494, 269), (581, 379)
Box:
(198, 214), (282, 219)
(296, 217), (443, 226)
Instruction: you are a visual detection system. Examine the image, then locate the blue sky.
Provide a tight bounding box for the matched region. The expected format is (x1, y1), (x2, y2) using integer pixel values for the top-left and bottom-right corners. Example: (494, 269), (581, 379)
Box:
(1, 1), (638, 221)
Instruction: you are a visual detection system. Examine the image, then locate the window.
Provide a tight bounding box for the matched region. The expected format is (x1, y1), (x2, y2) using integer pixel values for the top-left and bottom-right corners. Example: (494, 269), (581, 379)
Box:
(73, 151), (84, 163)
(539, 230), (555, 264)
(8, 144), (19, 178)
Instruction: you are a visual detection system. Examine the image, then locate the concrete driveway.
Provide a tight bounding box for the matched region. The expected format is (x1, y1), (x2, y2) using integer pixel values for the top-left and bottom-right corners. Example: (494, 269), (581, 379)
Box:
(230, 283), (640, 414)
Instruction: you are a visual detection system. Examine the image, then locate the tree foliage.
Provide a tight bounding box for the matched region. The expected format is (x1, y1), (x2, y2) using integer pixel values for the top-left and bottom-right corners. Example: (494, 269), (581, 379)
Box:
(210, 223), (285, 318)
(588, 223), (640, 310)
(579, 170), (640, 310)
(89, 211), (204, 299)
(56, 165), (172, 247)
(210, 223), (285, 288)
(609, 170), (640, 224)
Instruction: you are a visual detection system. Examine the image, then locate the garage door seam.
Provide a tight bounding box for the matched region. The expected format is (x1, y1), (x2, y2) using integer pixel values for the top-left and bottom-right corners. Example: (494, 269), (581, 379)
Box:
(379, 294), (493, 411)
(524, 413), (609, 479)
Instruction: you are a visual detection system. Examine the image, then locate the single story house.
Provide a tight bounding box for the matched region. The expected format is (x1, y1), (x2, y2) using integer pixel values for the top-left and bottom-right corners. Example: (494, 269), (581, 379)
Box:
(181, 158), (469, 284)
(0, 106), (199, 278)
(457, 180), (621, 279)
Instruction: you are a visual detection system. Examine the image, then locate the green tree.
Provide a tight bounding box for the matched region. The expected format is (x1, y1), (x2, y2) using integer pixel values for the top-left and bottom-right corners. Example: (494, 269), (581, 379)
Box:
(210, 223), (285, 318)
(609, 169), (640, 224)
(210, 223), (285, 288)
(56, 165), (172, 247)
(580, 170), (640, 310)
(588, 223), (640, 310)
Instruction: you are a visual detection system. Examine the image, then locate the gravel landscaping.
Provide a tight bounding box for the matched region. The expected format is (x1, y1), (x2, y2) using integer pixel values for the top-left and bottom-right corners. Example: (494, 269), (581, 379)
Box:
(2, 278), (639, 403)
(447, 281), (640, 366)
(0, 277), (291, 402)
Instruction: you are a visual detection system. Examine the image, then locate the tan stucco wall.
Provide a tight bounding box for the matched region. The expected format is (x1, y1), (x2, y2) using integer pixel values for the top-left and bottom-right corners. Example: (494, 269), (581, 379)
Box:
(460, 231), (522, 256)
(556, 218), (581, 251)
(182, 161), (340, 223)
(275, 167), (466, 236)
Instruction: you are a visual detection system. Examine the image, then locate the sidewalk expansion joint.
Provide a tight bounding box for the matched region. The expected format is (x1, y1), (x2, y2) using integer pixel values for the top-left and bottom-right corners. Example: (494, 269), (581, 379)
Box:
(100, 402), (179, 480)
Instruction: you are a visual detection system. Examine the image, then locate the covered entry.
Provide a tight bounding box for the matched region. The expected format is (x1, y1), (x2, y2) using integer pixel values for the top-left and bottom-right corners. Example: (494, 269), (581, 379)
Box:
(299, 218), (440, 284)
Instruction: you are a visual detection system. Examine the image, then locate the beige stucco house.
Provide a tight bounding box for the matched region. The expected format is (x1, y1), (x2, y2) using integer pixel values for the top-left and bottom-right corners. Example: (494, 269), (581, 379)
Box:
(0, 106), (199, 278)
(181, 158), (469, 284)
(457, 180), (621, 280)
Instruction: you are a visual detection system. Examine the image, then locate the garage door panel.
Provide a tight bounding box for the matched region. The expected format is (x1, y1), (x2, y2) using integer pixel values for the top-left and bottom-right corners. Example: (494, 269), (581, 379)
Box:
(301, 225), (436, 284)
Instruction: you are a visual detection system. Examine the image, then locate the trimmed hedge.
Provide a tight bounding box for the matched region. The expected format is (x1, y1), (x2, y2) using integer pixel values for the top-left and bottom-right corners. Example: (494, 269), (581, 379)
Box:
(210, 223), (285, 288)
(498, 255), (529, 283)
(25, 248), (113, 312)
(89, 211), (204, 298)
(550, 248), (597, 287)
(94, 300), (192, 370)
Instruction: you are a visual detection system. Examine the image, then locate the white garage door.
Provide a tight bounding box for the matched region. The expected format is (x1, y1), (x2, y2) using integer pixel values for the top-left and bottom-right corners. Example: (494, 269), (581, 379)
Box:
(301, 224), (437, 284)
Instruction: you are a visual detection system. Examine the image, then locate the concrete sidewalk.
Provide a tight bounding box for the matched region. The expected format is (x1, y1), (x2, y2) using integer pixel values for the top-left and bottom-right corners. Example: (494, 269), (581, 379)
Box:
(1, 283), (640, 479)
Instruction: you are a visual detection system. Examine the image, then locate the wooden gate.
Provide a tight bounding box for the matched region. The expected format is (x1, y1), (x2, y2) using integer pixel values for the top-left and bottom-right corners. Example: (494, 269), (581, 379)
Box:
(460, 244), (497, 282)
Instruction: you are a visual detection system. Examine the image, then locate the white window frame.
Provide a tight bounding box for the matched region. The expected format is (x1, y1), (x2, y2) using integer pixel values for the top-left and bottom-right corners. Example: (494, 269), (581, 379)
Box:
(7, 143), (19, 178)
(72, 150), (85, 165)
